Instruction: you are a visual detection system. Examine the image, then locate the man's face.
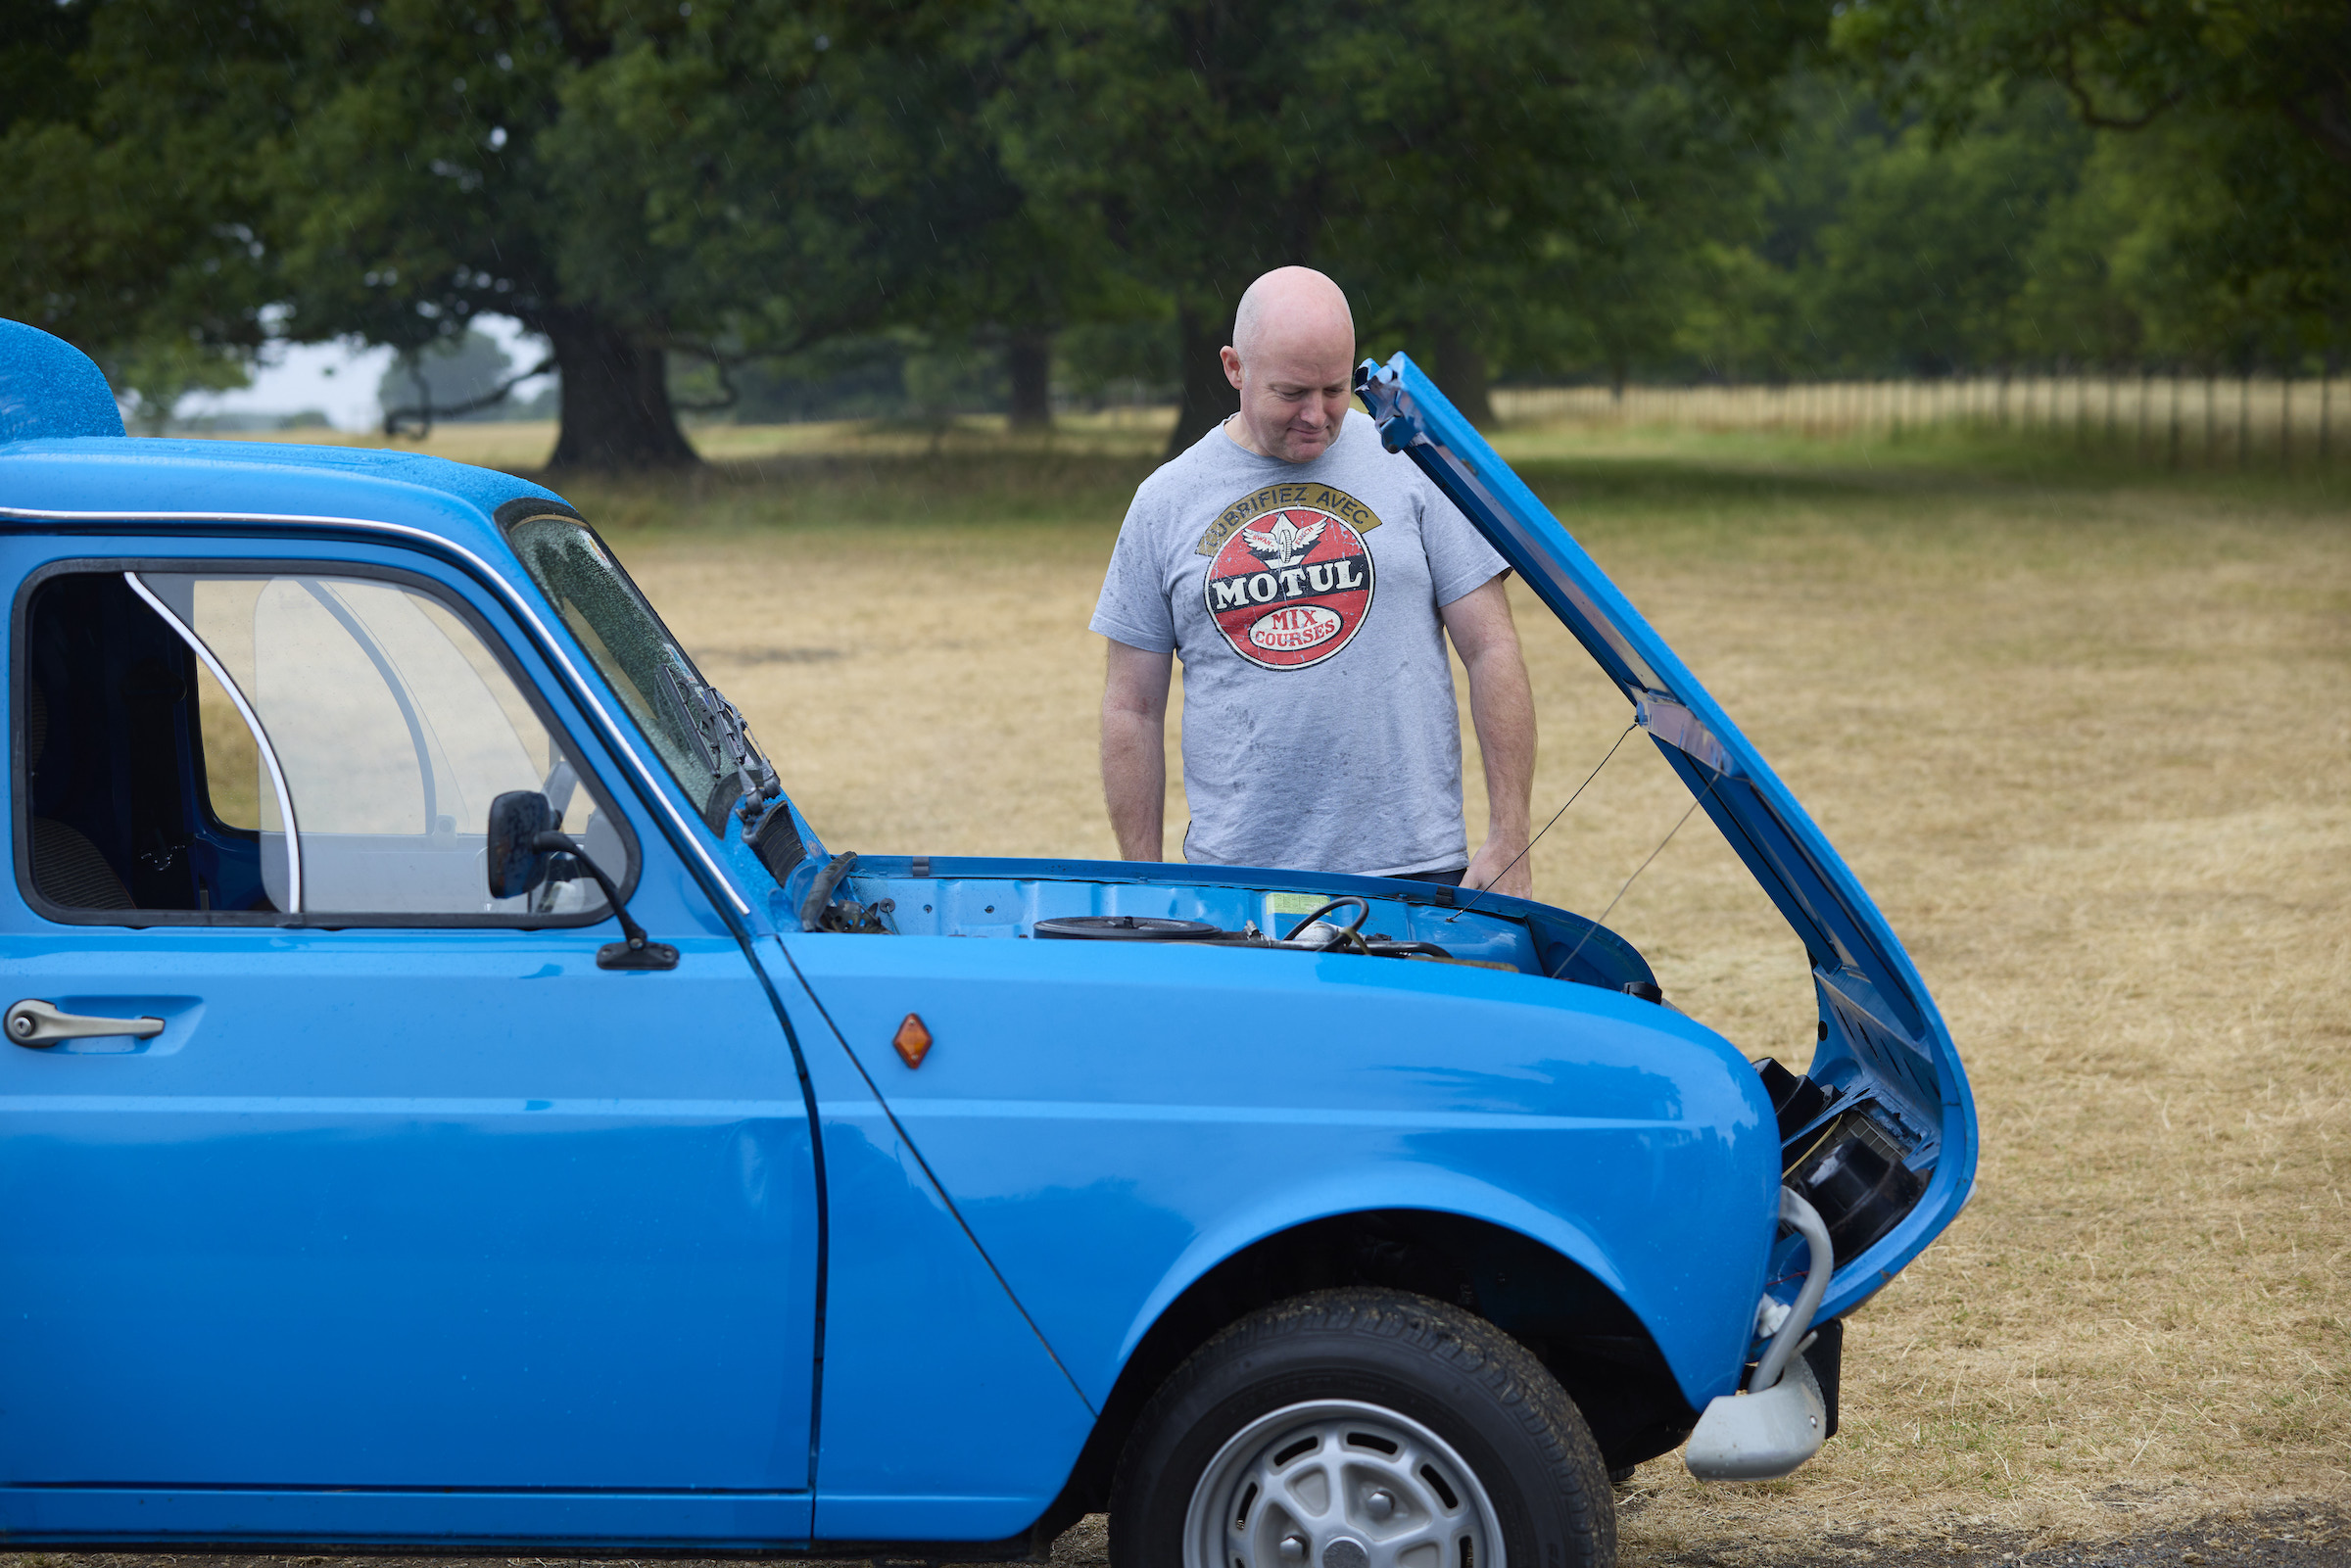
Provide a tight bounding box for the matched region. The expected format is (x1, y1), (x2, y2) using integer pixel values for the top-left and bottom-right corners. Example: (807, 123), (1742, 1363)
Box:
(1221, 327), (1356, 463)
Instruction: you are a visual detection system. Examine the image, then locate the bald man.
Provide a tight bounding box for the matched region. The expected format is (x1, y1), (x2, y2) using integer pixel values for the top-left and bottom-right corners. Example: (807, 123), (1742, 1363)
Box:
(1092, 267), (1536, 896)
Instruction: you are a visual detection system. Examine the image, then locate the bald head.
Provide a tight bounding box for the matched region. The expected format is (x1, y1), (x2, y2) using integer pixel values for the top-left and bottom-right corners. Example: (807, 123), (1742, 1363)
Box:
(1221, 267), (1357, 463)
(1232, 267), (1355, 366)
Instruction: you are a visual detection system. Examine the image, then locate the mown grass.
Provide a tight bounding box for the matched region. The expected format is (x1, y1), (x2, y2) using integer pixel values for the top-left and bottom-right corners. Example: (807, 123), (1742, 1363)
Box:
(173, 409), (2351, 1557)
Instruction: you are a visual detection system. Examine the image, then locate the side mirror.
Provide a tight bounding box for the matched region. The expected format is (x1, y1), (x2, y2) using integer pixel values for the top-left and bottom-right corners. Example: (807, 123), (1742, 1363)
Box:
(484, 787), (678, 972)
(487, 789), (556, 899)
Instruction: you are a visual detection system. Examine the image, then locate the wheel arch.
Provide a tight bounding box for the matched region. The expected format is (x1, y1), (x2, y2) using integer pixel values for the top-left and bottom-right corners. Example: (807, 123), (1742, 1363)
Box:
(1035, 1204), (1702, 1534)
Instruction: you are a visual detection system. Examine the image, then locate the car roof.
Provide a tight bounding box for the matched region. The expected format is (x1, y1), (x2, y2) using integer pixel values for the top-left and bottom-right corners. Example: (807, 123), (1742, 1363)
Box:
(0, 433), (572, 565)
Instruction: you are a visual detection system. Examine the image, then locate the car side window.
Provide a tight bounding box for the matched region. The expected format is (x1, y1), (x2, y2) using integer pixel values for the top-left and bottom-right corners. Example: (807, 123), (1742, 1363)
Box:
(18, 566), (629, 924)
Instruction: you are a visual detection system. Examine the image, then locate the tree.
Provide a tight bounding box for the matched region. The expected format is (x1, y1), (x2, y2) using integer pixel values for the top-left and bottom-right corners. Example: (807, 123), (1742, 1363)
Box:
(4, 0), (1026, 471)
(1803, 87), (2098, 375)
(1489, 50), (1812, 392)
(1837, 0), (2351, 360)
(1645, 73), (2166, 382)
(1023, 0), (1834, 448)
(0, 0), (272, 419)
(989, 0), (1829, 453)
(237, 0), (861, 471)
(988, 0), (1344, 451)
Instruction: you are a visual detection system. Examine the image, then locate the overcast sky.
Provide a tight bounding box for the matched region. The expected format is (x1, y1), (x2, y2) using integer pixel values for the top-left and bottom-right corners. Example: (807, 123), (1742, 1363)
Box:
(177, 314), (552, 431)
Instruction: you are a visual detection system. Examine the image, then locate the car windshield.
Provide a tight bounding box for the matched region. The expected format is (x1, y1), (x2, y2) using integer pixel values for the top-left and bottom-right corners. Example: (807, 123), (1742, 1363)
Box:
(504, 512), (772, 828)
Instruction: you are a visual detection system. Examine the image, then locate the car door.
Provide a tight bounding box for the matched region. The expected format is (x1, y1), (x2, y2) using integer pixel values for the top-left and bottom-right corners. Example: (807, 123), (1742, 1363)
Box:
(0, 539), (817, 1536)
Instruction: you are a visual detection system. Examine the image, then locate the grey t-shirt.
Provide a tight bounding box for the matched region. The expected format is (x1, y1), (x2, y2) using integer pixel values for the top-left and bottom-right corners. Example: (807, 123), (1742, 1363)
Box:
(1091, 408), (1508, 876)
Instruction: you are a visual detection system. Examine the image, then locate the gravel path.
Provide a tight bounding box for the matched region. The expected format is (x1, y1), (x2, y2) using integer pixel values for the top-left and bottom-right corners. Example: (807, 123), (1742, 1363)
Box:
(33, 1505), (2344, 1568)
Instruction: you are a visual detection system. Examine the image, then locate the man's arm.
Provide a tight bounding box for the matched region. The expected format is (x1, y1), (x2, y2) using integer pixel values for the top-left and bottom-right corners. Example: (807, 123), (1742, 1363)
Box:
(1441, 576), (1537, 899)
(1100, 638), (1176, 861)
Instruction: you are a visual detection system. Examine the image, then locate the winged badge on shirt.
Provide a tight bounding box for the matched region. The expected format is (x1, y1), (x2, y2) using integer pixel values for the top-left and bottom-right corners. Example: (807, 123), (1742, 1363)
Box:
(1201, 502), (1377, 671)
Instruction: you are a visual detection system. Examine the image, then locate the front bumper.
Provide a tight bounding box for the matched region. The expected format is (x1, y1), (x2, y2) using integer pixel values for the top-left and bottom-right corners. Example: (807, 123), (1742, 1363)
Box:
(1683, 1347), (1829, 1480)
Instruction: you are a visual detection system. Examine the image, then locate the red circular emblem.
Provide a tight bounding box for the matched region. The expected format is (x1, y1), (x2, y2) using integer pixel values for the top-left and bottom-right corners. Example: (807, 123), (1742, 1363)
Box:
(1203, 506), (1376, 671)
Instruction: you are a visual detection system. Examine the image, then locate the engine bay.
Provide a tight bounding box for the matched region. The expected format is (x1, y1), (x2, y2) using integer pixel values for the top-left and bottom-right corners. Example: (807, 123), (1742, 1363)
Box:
(785, 851), (1666, 995)
(1029, 900), (1518, 972)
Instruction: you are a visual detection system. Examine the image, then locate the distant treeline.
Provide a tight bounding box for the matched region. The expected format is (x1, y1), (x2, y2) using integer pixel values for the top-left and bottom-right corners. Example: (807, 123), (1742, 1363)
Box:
(3, 1), (2341, 468)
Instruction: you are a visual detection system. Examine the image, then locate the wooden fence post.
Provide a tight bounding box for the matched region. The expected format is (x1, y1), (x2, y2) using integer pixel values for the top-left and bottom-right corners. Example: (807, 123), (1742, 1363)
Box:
(2322, 362), (2333, 465)
(2167, 372), (2182, 470)
(2280, 368), (2292, 473)
(2239, 370), (2252, 470)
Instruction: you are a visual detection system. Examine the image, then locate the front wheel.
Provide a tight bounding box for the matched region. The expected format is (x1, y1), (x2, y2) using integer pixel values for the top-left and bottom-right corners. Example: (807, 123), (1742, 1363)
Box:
(1109, 1289), (1614, 1568)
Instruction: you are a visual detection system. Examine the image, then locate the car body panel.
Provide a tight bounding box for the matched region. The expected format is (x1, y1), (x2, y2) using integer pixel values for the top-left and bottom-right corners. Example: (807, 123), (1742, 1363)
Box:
(779, 921), (1781, 1414)
(1357, 355), (1978, 1320)
(752, 941), (1100, 1544)
(0, 1488), (818, 1548)
(0, 931), (814, 1492)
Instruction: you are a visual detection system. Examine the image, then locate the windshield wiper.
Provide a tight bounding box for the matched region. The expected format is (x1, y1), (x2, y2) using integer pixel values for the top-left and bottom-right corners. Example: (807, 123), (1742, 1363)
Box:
(656, 663), (780, 825)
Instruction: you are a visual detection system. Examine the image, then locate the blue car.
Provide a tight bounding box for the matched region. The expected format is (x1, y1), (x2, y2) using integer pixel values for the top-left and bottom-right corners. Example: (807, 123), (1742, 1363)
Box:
(0, 319), (1975, 1568)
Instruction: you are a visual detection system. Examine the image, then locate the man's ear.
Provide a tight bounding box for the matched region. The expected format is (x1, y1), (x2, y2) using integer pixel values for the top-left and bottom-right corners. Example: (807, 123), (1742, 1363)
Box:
(1221, 346), (1245, 391)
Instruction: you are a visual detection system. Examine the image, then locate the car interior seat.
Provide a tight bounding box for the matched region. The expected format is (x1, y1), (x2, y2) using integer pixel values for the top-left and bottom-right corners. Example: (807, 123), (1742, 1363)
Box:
(25, 680), (136, 909)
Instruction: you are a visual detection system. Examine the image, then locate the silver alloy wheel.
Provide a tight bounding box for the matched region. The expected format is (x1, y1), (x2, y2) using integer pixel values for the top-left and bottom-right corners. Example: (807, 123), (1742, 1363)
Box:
(1182, 1399), (1505, 1568)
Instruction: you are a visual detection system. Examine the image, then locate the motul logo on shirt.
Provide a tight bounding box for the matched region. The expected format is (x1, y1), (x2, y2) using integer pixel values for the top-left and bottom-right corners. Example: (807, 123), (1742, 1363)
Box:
(1203, 504), (1376, 670)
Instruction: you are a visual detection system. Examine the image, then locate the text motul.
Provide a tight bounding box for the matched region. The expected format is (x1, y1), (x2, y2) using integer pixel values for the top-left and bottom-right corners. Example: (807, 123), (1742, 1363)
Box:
(1210, 557), (1367, 610)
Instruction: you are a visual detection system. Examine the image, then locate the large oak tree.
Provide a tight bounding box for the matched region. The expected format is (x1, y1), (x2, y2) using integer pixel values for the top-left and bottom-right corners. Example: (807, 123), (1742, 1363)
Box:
(2, 0), (1009, 469)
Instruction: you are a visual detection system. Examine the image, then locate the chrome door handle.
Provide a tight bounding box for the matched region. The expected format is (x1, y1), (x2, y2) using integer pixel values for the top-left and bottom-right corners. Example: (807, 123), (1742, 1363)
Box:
(6, 1000), (167, 1047)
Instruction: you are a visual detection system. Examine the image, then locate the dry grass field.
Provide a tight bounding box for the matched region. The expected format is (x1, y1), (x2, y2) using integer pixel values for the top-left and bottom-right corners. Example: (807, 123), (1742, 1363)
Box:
(163, 412), (2349, 1559)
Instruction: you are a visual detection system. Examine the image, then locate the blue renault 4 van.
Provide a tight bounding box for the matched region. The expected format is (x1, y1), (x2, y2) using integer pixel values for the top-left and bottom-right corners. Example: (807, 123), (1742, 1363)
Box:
(0, 319), (1975, 1568)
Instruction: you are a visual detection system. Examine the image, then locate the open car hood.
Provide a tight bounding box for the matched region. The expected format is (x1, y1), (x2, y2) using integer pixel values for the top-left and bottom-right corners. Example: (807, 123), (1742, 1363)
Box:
(1357, 354), (1977, 1320)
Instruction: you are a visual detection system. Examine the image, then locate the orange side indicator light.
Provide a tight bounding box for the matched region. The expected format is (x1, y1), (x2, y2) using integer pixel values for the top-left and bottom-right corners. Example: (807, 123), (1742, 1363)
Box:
(892, 1013), (934, 1069)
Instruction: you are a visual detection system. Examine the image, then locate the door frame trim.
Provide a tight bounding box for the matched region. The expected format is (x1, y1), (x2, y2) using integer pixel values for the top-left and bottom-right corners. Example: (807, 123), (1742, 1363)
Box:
(0, 505), (746, 917)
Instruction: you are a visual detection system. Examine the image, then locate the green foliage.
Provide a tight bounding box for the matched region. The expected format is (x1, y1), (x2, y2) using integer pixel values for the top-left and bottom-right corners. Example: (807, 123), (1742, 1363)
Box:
(0, 0), (1030, 463)
(1574, 56), (2345, 384)
(1776, 84), (2109, 374)
(0, 0), (270, 414)
(1835, 0), (2351, 362)
(2, 0), (2333, 459)
(989, 0), (1830, 441)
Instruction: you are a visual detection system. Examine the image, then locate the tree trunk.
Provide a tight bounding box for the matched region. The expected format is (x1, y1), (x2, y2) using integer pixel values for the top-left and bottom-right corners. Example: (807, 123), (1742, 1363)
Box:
(539, 310), (699, 473)
(1166, 299), (1239, 459)
(1432, 319), (1495, 428)
(1007, 328), (1053, 431)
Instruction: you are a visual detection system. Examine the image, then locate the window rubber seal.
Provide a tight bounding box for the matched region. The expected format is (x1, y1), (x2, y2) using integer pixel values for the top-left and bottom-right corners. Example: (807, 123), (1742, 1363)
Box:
(121, 571), (306, 914)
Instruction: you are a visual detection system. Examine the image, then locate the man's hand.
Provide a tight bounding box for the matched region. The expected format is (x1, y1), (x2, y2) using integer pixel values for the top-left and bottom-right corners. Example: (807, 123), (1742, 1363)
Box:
(1100, 639), (1175, 861)
(1442, 577), (1537, 902)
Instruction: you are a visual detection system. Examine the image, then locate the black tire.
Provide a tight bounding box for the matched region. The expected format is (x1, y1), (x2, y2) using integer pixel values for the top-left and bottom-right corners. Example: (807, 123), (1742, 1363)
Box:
(1109, 1288), (1614, 1568)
